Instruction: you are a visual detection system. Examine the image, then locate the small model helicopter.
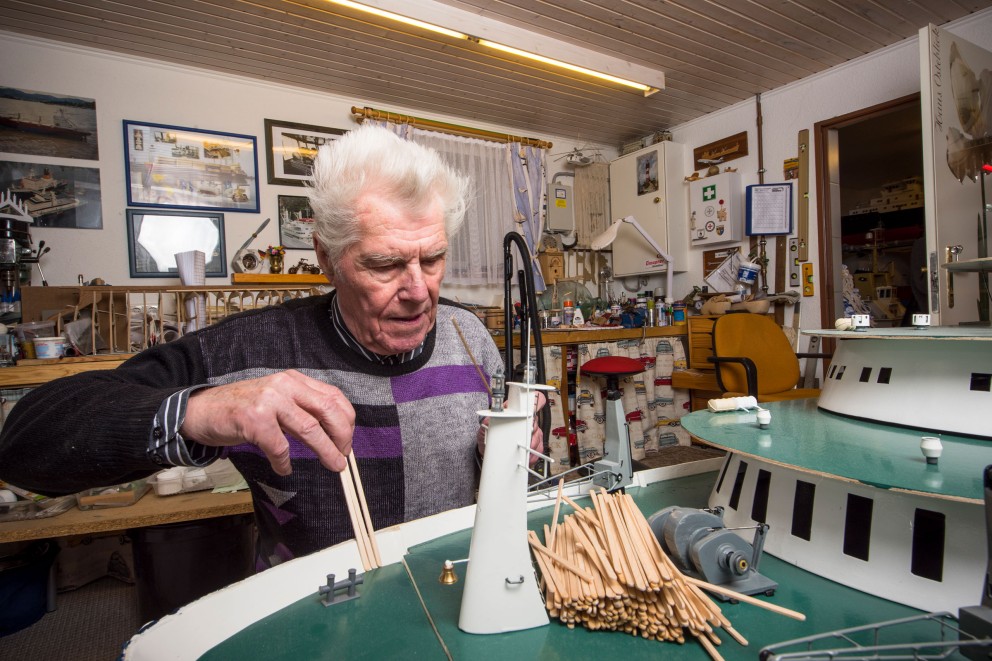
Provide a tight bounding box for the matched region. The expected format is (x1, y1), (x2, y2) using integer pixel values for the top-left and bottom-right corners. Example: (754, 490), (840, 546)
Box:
(551, 146), (602, 167)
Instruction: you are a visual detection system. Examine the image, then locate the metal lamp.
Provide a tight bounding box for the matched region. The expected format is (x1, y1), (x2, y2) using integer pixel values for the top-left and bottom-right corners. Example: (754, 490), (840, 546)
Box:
(591, 215), (675, 304)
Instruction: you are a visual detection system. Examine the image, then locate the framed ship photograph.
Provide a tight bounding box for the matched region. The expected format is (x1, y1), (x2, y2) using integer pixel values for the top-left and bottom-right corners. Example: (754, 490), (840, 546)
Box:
(0, 159), (102, 228)
(264, 119), (345, 186)
(123, 120), (259, 213)
(277, 194), (316, 249)
(0, 86), (99, 160)
(126, 208), (227, 278)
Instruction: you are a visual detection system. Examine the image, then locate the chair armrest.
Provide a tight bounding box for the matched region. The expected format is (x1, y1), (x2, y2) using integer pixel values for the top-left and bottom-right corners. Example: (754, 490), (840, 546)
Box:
(707, 355), (758, 397)
(796, 352), (832, 359)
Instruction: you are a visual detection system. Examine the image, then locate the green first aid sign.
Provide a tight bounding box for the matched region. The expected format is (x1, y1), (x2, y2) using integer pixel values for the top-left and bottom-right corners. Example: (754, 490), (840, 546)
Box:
(702, 185), (716, 201)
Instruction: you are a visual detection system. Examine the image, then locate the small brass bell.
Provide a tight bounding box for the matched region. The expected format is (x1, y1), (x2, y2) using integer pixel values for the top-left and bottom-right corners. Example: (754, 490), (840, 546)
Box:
(438, 560), (458, 585)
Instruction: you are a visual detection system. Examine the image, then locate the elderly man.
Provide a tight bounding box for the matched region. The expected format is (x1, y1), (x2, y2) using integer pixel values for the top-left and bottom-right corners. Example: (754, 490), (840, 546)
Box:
(0, 125), (540, 568)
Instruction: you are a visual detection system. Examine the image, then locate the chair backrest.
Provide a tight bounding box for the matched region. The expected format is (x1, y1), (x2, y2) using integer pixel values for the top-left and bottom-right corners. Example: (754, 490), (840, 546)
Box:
(711, 313), (800, 396)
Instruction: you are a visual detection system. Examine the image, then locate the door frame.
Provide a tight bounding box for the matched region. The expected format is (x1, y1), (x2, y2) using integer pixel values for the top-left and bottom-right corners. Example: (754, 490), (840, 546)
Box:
(814, 93), (921, 337)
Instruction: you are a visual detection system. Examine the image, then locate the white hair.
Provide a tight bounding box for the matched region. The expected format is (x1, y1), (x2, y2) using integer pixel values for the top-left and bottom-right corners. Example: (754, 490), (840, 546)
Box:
(306, 124), (470, 264)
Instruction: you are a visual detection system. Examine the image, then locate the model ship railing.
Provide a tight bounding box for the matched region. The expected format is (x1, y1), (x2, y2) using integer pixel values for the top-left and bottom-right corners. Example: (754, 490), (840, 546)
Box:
(21, 284), (329, 355)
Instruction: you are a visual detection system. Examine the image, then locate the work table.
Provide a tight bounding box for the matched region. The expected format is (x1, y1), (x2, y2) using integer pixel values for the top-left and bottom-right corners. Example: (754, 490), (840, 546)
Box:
(0, 489), (253, 543)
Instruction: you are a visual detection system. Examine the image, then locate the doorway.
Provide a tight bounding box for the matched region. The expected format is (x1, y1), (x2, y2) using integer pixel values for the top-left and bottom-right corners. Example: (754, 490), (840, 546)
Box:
(815, 94), (925, 329)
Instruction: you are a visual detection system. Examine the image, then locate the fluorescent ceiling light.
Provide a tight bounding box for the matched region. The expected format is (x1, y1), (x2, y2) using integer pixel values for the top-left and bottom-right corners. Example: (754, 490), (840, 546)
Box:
(325, 0), (469, 40)
(477, 39), (657, 95)
(325, 0), (662, 95)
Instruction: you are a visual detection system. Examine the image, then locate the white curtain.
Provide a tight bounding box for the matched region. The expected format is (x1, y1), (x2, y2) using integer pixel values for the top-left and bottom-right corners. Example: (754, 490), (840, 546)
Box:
(366, 120), (510, 285)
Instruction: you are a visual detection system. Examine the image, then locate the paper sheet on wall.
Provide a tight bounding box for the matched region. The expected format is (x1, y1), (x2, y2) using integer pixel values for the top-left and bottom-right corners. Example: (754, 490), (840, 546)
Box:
(746, 184), (792, 235)
(705, 250), (743, 293)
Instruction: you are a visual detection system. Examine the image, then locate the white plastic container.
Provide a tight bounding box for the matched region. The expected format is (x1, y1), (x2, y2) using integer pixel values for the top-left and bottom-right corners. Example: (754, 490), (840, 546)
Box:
(150, 459), (244, 496)
(33, 336), (65, 359)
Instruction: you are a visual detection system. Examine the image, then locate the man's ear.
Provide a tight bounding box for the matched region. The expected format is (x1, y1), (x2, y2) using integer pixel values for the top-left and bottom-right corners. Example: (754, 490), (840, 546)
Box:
(313, 235), (334, 284)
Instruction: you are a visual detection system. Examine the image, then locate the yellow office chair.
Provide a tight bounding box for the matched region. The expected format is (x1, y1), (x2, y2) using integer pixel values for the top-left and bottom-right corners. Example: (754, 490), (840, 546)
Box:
(708, 312), (828, 402)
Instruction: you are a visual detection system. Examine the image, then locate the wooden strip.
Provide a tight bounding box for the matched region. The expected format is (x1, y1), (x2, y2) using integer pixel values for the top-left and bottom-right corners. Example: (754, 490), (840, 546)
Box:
(683, 575), (806, 621)
(797, 128), (810, 262)
(528, 530), (596, 584)
(339, 461), (372, 572)
(348, 453), (382, 568)
(548, 478), (565, 550)
(561, 492), (604, 532)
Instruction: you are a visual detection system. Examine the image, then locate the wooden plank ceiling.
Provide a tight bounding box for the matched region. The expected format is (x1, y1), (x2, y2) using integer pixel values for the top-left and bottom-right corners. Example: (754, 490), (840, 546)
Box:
(1, 0), (990, 147)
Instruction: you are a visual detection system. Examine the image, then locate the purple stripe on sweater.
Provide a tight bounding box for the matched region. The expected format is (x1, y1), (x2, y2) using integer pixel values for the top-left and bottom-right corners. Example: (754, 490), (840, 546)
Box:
(354, 425), (402, 459)
(228, 429), (402, 460)
(391, 364), (486, 404)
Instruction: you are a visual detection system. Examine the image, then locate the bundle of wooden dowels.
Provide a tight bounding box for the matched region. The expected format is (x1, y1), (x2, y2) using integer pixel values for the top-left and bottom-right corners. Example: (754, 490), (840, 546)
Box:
(528, 484), (805, 660)
(341, 453), (382, 571)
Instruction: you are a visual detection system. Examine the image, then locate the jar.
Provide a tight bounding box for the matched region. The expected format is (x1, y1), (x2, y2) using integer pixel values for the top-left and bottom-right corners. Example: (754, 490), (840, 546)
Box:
(672, 302), (687, 325)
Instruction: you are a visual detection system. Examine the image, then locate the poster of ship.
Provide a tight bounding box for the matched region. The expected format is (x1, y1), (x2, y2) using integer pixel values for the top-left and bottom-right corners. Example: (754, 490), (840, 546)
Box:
(0, 87), (98, 160)
(0, 160), (102, 228)
(124, 120), (259, 213)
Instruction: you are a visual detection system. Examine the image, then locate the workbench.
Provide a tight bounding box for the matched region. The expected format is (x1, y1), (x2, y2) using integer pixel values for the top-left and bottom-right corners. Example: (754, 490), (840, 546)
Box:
(0, 489), (253, 544)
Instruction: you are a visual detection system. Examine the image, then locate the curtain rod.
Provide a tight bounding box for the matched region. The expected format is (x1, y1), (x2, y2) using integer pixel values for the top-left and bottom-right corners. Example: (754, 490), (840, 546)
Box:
(351, 106), (553, 149)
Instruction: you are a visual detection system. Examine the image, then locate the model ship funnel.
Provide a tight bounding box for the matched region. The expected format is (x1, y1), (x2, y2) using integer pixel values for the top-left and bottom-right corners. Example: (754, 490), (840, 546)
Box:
(458, 380), (552, 634)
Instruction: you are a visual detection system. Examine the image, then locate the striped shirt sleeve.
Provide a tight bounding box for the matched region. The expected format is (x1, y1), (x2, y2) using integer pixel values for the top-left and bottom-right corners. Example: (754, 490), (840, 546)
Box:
(147, 386), (222, 467)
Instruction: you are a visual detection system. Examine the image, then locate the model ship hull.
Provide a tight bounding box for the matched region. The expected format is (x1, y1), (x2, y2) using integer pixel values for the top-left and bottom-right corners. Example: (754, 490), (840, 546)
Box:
(708, 452), (984, 614)
(685, 327), (992, 615)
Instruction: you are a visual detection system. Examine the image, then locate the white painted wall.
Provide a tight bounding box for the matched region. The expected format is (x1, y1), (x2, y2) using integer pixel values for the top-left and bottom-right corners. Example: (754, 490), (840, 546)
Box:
(0, 32), (600, 307)
(664, 8), (992, 334)
(4, 7), (992, 322)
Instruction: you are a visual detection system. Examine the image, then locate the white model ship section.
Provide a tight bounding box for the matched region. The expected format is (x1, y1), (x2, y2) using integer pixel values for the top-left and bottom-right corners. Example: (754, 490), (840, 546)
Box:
(816, 331), (992, 438)
(708, 453), (985, 614)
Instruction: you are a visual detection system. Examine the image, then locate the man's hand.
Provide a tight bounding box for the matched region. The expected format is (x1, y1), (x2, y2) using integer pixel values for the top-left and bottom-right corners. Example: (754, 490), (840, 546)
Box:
(181, 370), (355, 476)
(477, 391), (547, 465)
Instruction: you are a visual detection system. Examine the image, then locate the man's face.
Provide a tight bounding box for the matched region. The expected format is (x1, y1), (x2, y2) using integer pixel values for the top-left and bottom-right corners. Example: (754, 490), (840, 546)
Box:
(316, 192), (448, 355)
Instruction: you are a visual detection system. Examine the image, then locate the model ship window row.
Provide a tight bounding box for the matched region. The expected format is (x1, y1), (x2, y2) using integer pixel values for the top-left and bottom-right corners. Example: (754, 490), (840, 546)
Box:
(827, 362), (991, 393)
(716, 458), (947, 583)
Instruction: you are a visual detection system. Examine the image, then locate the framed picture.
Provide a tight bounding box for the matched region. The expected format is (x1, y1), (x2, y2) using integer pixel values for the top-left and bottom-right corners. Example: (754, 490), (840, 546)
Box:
(264, 119), (345, 186)
(0, 159), (103, 228)
(123, 120), (259, 212)
(126, 208), (227, 278)
(278, 194), (316, 249)
(0, 86), (99, 160)
(745, 183), (793, 236)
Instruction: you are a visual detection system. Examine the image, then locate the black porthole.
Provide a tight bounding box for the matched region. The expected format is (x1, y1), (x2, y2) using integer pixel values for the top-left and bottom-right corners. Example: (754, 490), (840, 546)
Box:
(878, 367), (892, 384)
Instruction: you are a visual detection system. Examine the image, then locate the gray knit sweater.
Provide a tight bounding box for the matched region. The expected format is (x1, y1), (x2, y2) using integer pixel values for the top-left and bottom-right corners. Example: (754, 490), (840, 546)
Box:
(0, 293), (502, 565)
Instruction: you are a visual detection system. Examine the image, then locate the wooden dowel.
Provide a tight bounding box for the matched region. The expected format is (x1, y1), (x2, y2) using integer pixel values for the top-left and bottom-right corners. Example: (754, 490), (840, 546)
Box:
(682, 575), (806, 621)
(348, 453), (382, 568)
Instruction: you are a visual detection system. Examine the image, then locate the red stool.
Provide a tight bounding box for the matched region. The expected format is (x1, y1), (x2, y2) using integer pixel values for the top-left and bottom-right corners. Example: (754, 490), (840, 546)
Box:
(581, 356), (645, 490)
